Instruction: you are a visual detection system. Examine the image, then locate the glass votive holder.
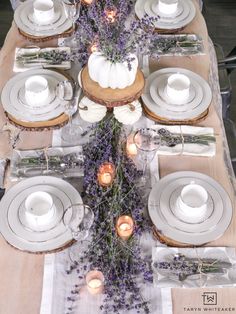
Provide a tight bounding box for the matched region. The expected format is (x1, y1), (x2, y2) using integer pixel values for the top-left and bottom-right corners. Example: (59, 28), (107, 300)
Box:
(97, 162), (115, 187)
(86, 270), (105, 295)
(105, 7), (117, 23)
(116, 215), (134, 240)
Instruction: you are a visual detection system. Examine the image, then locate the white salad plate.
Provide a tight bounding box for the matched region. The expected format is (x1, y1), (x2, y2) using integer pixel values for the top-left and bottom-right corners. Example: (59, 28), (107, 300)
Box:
(135, 0), (196, 30)
(14, 0), (72, 37)
(149, 74), (204, 113)
(142, 68), (212, 121)
(1, 69), (68, 122)
(148, 171), (233, 245)
(0, 176), (83, 253)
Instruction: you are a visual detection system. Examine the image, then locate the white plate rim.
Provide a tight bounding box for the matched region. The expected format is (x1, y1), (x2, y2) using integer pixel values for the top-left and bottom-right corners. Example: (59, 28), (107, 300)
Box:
(14, 0), (72, 37)
(142, 68), (212, 120)
(1, 69), (68, 122)
(148, 171), (233, 245)
(135, 0), (196, 30)
(159, 180), (223, 233)
(149, 74), (204, 112)
(0, 176), (83, 252)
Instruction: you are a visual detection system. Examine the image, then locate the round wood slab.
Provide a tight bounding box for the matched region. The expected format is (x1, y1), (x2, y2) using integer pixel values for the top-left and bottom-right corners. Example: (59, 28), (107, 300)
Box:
(142, 103), (209, 125)
(7, 112), (69, 131)
(81, 66), (145, 108)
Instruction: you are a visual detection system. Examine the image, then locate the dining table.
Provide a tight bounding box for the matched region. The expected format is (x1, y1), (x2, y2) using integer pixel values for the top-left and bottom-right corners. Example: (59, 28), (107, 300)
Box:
(0, 1), (236, 313)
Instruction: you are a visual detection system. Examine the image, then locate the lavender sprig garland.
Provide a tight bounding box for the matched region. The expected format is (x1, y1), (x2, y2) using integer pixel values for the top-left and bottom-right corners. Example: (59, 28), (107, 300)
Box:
(66, 116), (153, 314)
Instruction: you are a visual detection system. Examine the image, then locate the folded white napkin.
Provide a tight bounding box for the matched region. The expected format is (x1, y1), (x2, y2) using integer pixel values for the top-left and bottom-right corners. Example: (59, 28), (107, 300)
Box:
(152, 125), (216, 157)
(13, 47), (71, 72)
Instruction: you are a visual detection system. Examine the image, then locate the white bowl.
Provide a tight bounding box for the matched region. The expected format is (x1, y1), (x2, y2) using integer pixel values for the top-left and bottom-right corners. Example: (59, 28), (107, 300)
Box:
(25, 75), (49, 107)
(166, 73), (190, 104)
(25, 191), (55, 226)
(176, 182), (208, 223)
(33, 0), (55, 24)
(153, 0), (178, 15)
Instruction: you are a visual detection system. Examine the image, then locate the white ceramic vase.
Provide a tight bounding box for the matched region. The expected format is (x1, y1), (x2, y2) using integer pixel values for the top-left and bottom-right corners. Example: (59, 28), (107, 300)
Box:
(88, 52), (138, 89)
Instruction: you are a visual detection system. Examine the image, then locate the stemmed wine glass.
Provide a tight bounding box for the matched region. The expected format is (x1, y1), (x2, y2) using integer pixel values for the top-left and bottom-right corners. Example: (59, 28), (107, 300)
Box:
(56, 80), (84, 143)
(63, 203), (94, 262)
(133, 128), (161, 187)
(62, 0), (81, 46)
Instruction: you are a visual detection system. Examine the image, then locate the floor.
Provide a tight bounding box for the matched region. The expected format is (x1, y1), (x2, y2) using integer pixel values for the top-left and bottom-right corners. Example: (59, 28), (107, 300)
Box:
(0, 0), (235, 162)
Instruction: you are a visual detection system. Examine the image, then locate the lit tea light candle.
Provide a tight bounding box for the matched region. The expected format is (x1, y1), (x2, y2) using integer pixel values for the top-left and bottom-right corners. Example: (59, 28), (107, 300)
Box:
(33, 0), (55, 23)
(89, 42), (99, 53)
(166, 73), (190, 104)
(158, 0), (178, 15)
(97, 162), (115, 187)
(126, 142), (137, 156)
(82, 0), (94, 4)
(105, 8), (117, 23)
(86, 270), (104, 295)
(25, 75), (49, 107)
(116, 215), (134, 240)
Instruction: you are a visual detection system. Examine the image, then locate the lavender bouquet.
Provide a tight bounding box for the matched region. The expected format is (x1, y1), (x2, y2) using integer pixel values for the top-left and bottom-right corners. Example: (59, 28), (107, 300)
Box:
(73, 0), (158, 67)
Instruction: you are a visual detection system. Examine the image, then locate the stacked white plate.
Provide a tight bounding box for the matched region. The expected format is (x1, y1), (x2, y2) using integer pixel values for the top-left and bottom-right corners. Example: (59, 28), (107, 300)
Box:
(0, 176), (83, 253)
(135, 0), (196, 30)
(148, 171), (233, 245)
(14, 0), (72, 37)
(1, 69), (69, 123)
(142, 68), (212, 121)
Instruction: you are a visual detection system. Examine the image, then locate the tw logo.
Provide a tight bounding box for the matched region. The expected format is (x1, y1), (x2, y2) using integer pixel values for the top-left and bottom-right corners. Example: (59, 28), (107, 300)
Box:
(202, 292), (217, 305)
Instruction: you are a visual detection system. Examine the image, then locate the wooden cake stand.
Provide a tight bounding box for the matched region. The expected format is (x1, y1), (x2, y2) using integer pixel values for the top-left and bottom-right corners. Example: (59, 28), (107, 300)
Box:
(81, 66), (145, 108)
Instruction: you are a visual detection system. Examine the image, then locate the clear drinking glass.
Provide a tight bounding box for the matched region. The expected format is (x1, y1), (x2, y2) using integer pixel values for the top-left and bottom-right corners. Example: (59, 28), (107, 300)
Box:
(133, 128), (161, 186)
(56, 80), (84, 143)
(63, 204), (94, 262)
(62, 0), (81, 46)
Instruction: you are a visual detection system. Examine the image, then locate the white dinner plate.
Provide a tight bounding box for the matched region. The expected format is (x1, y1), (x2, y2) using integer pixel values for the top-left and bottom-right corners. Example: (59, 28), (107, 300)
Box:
(135, 0), (196, 30)
(14, 0), (72, 37)
(142, 68), (212, 121)
(149, 74), (204, 113)
(1, 69), (68, 122)
(145, 0), (190, 24)
(160, 182), (222, 232)
(0, 176), (83, 253)
(148, 171), (233, 245)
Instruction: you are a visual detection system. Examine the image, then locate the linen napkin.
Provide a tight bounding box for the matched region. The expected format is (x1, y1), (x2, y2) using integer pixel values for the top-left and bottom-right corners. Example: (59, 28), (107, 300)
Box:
(152, 125), (216, 157)
(13, 47), (71, 72)
(152, 247), (236, 288)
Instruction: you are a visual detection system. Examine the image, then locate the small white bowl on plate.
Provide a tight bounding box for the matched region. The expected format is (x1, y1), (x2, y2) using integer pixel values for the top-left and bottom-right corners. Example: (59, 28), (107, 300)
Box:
(166, 73), (191, 105)
(176, 182), (208, 223)
(33, 0), (55, 24)
(25, 191), (55, 227)
(25, 75), (49, 107)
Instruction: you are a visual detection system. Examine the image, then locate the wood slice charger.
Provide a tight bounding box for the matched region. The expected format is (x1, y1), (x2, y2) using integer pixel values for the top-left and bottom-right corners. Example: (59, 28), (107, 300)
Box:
(7, 112), (69, 131)
(18, 26), (74, 43)
(152, 227), (198, 248)
(81, 66), (145, 108)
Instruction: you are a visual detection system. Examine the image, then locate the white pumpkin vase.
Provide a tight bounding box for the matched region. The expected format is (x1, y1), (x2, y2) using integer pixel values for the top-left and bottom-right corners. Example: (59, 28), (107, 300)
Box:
(88, 52), (138, 89)
(79, 96), (107, 123)
(113, 100), (142, 125)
